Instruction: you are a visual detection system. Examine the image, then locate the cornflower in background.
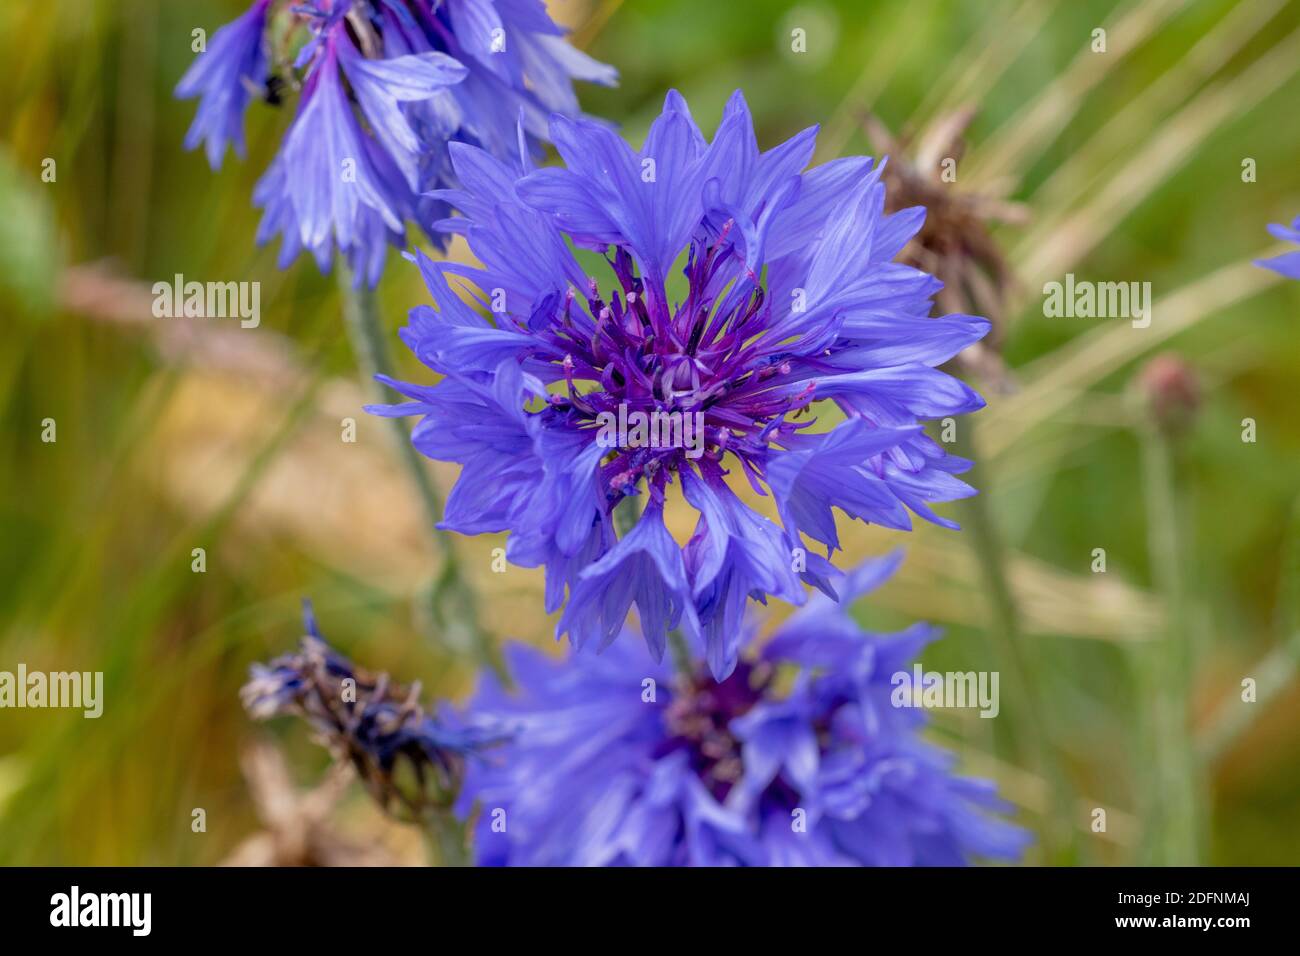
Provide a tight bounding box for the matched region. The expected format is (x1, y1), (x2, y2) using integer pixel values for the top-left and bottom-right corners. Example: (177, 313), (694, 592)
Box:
(241, 602), (501, 823)
(1255, 215), (1300, 280)
(175, 0), (616, 285)
(371, 90), (991, 679)
(458, 552), (1031, 866)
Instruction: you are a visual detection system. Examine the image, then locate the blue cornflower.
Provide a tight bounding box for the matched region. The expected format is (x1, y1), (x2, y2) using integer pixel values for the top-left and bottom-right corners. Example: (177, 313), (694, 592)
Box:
(458, 552), (1031, 866)
(176, 0), (616, 286)
(174, 0), (272, 169)
(242, 601), (501, 816)
(1255, 215), (1300, 279)
(372, 90), (990, 679)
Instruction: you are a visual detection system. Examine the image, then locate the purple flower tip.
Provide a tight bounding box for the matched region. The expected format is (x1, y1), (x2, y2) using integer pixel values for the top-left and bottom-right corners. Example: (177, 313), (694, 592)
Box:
(176, 0), (617, 285)
(1255, 214), (1300, 280)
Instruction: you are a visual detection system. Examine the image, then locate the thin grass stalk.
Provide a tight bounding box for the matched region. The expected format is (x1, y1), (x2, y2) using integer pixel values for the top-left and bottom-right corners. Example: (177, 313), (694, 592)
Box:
(1199, 498), (1300, 762)
(817, 2), (924, 159)
(1030, 0), (1286, 218)
(981, 252), (1286, 460)
(911, 0), (1053, 132)
(1014, 25), (1300, 283)
(965, 0), (1187, 186)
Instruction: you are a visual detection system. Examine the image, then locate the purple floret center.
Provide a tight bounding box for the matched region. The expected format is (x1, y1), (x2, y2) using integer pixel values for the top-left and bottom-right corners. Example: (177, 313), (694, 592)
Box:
(654, 660), (798, 807)
(529, 232), (820, 511)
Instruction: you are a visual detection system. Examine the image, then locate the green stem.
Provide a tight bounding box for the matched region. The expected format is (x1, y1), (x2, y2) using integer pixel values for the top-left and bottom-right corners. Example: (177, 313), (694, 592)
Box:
(337, 268), (499, 675)
(612, 491), (643, 538)
(1137, 421), (1200, 865)
(422, 810), (471, 867)
(955, 420), (1072, 860)
(667, 629), (693, 678)
(337, 269), (448, 540)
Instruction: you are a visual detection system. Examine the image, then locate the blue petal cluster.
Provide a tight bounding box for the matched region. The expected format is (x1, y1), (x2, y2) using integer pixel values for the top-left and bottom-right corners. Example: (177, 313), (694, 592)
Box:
(458, 553), (1031, 866)
(373, 90), (990, 679)
(1256, 215), (1300, 279)
(175, 0), (616, 285)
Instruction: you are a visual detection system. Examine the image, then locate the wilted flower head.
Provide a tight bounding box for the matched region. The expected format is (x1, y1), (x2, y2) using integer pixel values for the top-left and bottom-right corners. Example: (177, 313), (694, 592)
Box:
(176, 0), (616, 285)
(865, 109), (1026, 392)
(1255, 214), (1300, 280)
(458, 552), (1031, 866)
(371, 90), (990, 679)
(241, 602), (500, 819)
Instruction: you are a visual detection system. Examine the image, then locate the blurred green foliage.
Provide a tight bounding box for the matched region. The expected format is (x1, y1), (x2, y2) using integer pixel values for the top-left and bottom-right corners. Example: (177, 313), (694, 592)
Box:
(1, 0), (1299, 865)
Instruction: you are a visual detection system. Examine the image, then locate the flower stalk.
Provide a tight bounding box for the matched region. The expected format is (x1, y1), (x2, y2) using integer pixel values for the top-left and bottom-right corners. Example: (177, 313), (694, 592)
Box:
(338, 267), (497, 674)
(1137, 415), (1202, 865)
(955, 420), (1072, 860)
